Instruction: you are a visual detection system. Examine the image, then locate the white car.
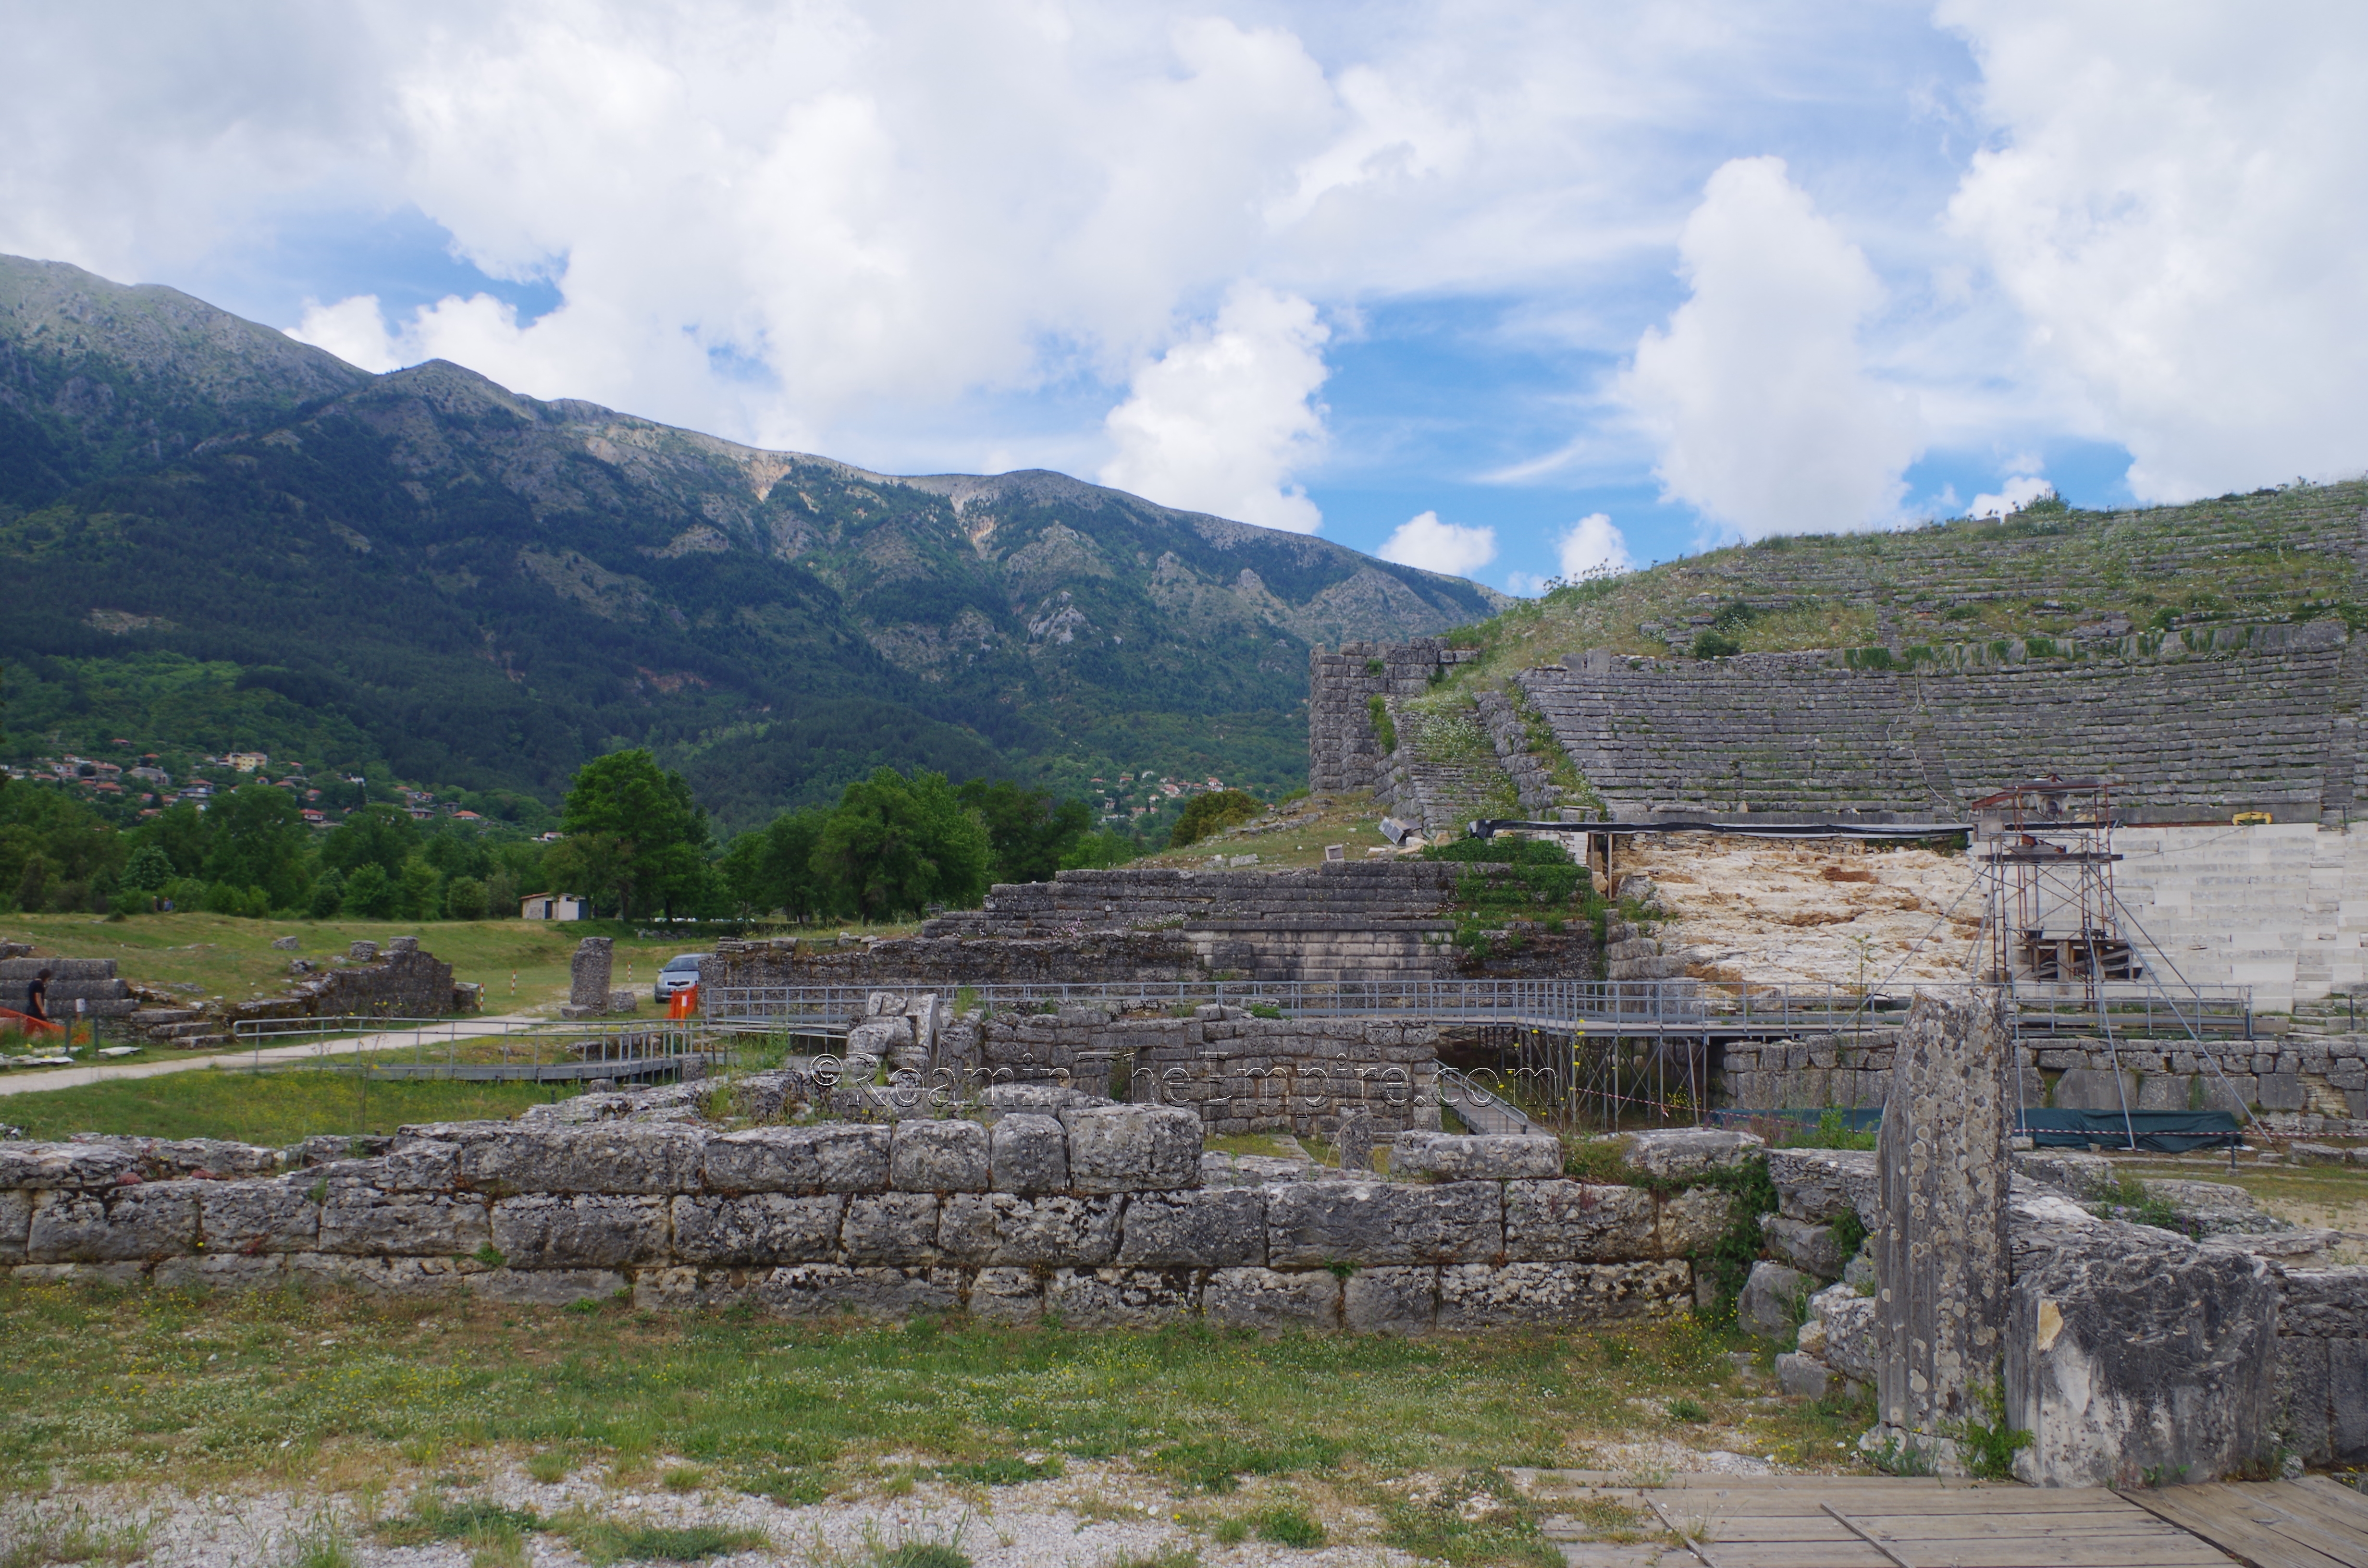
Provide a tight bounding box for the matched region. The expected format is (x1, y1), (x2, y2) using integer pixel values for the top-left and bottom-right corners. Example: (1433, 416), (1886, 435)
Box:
(653, 953), (708, 1003)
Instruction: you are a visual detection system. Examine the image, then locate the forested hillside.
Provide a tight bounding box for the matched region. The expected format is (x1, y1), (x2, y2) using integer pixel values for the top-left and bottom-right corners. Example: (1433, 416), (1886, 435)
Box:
(0, 255), (1503, 833)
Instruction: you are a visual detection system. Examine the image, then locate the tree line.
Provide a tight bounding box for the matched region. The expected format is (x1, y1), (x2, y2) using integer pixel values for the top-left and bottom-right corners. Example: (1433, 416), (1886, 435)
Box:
(0, 748), (1156, 923)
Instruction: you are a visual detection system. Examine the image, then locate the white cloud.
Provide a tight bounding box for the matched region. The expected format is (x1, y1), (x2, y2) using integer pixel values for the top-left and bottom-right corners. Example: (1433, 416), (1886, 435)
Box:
(1098, 283), (1332, 533)
(1966, 474), (2051, 519)
(1619, 156), (1922, 540)
(288, 295), (402, 373)
(1556, 513), (1632, 576)
(1941, 1), (2368, 502)
(1378, 510), (1496, 576)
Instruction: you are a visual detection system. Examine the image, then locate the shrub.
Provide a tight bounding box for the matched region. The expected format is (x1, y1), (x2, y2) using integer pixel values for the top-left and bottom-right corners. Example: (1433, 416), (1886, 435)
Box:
(1367, 694), (1397, 754)
(1250, 1506), (1325, 1549)
(1689, 631), (1740, 660)
(1169, 789), (1264, 849)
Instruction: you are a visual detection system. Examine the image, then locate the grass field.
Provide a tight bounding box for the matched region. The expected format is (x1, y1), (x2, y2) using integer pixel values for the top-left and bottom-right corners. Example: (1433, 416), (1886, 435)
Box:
(0, 911), (926, 1017)
(0, 1278), (1867, 1563)
(0, 1065), (567, 1143)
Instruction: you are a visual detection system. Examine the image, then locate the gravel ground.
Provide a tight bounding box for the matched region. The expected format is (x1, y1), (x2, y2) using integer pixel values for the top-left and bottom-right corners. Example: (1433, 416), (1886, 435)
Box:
(0, 1459), (1429, 1568)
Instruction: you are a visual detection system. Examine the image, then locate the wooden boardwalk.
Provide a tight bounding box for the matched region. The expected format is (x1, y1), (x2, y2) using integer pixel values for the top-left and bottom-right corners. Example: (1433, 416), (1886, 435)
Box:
(1509, 1470), (2368, 1568)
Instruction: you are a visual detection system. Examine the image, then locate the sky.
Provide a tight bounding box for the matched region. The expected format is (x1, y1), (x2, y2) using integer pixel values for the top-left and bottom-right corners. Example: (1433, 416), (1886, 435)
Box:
(5, 1), (2366, 595)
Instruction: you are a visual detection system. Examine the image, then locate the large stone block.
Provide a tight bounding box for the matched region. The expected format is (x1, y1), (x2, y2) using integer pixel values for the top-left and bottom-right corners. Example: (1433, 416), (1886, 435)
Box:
(1204, 1267), (1341, 1332)
(491, 1194), (668, 1269)
(0, 1141), (137, 1189)
(197, 1178), (321, 1253)
(633, 1266), (764, 1313)
(1809, 1282), (1878, 1383)
(890, 1119), (989, 1192)
(1619, 1127), (1764, 1180)
(381, 1139), (459, 1191)
(2052, 1068), (2139, 1113)
(1391, 1132), (1561, 1181)
(2006, 1199), (2280, 1486)
(320, 1186), (490, 1256)
(988, 1114), (1068, 1194)
(456, 1125), (707, 1194)
(937, 1193), (1121, 1266)
(967, 1266), (1044, 1324)
(287, 1252), (490, 1294)
(670, 1194), (844, 1266)
(1266, 1180), (1500, 1267)
(1436, 1261), (1690, 1328)
(2276, 1265), (2368, 1337)
(0, 1190), (31, 1262)
(1875, 991), (2012, 1463)
(1738, 1260), (1813, 1343)
(26, 1183), (200, 1263)
(1505, 1181), (1706, 1262)
(841, 1193), (941, 1264)
(705, 1124), (890, 1194)
(1344, 1266), (1437, 1335)
(1766, 1148), (1876, 1225)
(1759, 1215), (1848, 1279)
(1064, 1105), (1201, 1193)
(477, 1268), (628, 1306)
(155, 1253), (288, 1291)
(1117, 1189), (1266, 1268)
(1047, 1267), (1198, 1328)
(758, 1264), (960, 1320)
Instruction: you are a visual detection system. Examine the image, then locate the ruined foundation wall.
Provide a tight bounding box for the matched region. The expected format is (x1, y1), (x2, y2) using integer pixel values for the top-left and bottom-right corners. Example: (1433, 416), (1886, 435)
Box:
(956, 1006), (1443, 1137)
(0, 1119), (1697, 1333)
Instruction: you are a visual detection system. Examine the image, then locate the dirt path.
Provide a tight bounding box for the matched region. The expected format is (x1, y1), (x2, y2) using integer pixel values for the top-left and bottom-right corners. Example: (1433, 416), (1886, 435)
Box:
(0, 1013), (554, 1098)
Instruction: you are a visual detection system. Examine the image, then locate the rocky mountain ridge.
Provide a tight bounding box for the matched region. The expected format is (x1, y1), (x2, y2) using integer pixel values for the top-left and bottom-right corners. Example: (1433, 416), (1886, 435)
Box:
(0, 254), (1501, 829)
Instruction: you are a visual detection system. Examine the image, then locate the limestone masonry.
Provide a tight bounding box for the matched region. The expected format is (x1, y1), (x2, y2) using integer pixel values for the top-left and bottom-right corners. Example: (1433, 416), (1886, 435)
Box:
(0, 1110), (1706, 1334)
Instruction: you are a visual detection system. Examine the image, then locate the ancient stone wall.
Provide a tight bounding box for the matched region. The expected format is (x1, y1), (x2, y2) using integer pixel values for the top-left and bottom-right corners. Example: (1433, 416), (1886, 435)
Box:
(1307, 638), (1481, 795)
(1718, 1028), (2368, 1131)
(0, 1118), (1700, 1332)
(218, 939), (465, 1029)
(713, 862), (1598, 989)
(948, 1005), (1444, 1137)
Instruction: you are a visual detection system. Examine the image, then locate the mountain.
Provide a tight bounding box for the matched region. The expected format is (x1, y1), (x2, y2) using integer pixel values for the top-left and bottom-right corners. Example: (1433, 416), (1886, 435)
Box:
(0, 255), (1504, 831)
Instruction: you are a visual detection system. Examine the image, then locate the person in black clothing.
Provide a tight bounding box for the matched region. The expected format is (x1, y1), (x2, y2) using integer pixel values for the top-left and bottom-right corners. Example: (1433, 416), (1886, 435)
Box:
(25, 968), (50, 1024)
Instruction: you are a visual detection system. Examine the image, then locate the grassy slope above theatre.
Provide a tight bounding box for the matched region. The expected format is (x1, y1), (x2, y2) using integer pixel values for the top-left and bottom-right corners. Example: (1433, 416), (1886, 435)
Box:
(1436, 480), (2368, 686)
(0, 254), (1503, 830)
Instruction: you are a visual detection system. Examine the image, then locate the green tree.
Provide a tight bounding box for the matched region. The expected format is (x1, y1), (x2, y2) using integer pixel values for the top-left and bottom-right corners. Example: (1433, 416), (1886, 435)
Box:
(200, 783), (313, 910)
(540, 831), (633, 918)
(308, 869), (345, 919)
(445, 876), (491, 920)
(340, 862), (398, 919)
(955, 779), (1093, 886)
(321, 805), (419, 882)
(121, 842), (176, 892)
(1060, 827), (1141, 870)
(143, 802), (214, 879)
(811, 767), (991, 920)
(559, 750), (712, 919)
(394, 855), (443, 921)
(1168, 788), (1265, 848)
(722, 807), (838, 921)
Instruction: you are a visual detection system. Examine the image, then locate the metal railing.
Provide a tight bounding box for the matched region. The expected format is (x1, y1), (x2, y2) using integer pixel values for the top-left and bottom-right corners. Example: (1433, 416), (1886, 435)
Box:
(704, 976), (2253, 1040)
(227, 1014), (717, 1081)
(1436, 1064), (1537, 1135)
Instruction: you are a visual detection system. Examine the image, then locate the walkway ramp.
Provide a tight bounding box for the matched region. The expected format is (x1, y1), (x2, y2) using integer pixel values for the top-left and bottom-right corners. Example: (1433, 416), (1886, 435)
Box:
(1511, 1469), (2368, 1568)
